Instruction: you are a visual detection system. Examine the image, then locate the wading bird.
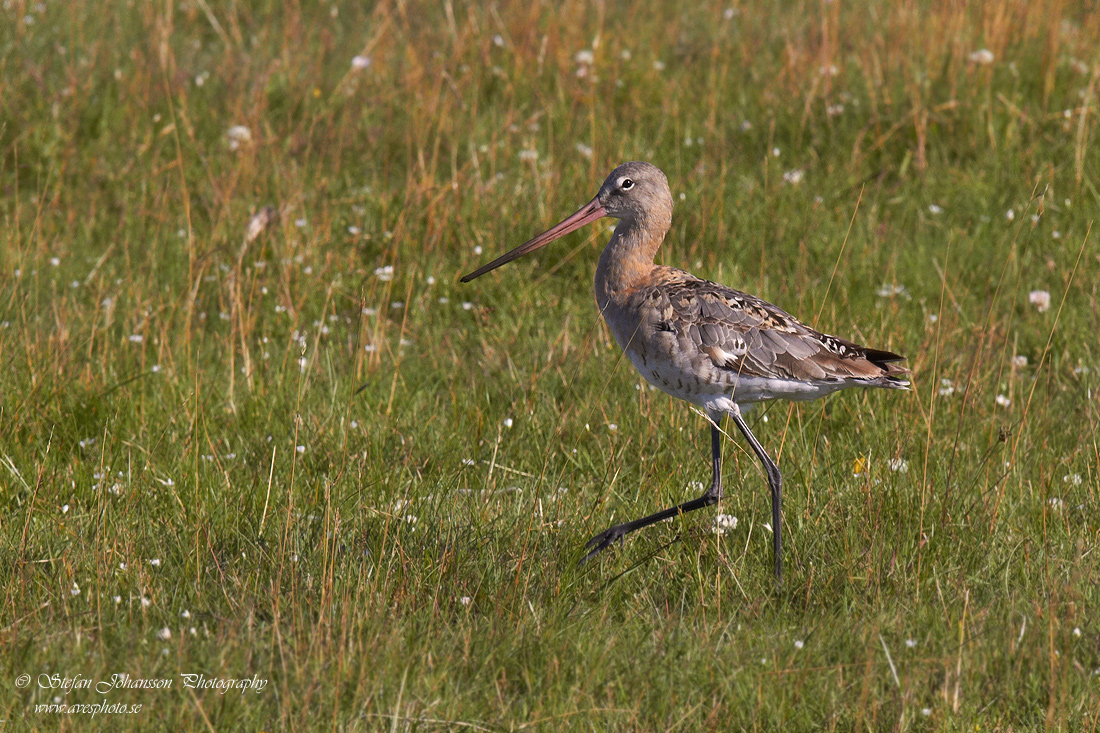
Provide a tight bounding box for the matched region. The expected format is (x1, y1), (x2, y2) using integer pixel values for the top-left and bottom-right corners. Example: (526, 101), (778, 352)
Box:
(461, 162), (909, 579)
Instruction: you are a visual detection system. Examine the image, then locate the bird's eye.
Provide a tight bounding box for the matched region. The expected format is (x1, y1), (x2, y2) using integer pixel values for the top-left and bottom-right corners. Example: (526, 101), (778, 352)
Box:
(621, 178), (635, 190)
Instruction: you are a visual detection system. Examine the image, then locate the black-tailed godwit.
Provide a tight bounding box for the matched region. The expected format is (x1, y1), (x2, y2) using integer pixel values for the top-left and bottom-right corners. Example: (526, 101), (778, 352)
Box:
(461, 161), (909, 579)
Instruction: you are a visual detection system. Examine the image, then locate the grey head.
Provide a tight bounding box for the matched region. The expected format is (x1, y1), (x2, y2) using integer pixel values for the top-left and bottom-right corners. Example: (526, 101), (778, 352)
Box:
(595, 161), (673, 223)
(460, 161), (672, 283)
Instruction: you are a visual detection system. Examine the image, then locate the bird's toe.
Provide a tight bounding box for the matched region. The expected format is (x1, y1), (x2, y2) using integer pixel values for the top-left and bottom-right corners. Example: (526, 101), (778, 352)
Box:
(580, 526), (627, 564)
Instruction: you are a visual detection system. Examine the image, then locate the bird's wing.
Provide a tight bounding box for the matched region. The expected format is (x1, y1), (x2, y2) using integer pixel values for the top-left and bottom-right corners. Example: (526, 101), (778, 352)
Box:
(649, 271), (909, 383)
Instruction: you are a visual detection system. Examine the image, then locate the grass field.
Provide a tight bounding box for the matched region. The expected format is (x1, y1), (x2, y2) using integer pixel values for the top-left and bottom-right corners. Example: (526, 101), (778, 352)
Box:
(2, 0), (1099, 729)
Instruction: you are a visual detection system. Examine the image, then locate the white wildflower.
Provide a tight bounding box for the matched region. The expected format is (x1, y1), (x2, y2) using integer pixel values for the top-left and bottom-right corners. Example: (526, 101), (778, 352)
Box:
(782, 169), (804, 185)
(226, 125), (252, 151)
(876, 283), (909, 298)
(157, 628), (172, 641)
(518, 148), (538, 162)
(374, 265), (394, 281)
(1011, 355), (1027, 367)
(938, 378), (955, 397)
(575, 142), (593, 158)
(712, 514), (738, 535)
(1028, 290), (1050, 312)
(574, 49), (595, 65)
(968, 49), (995, 65)
(928, 204), (942, 214)
(888, 458), (909, 473)
(995, 394), (1011, 407)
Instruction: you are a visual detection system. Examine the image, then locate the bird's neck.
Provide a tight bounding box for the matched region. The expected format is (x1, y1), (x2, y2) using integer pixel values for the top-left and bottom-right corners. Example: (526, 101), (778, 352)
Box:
(594, 212), (670, 308)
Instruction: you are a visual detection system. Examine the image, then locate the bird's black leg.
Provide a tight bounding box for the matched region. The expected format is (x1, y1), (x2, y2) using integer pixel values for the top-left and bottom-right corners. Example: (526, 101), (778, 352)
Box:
(582, 417), (724, 564)
(730, 410), (783, 580)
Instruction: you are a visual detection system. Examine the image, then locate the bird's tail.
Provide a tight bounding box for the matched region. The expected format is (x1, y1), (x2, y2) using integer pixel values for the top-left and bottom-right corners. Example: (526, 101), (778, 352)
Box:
(863, 348), (911, 390)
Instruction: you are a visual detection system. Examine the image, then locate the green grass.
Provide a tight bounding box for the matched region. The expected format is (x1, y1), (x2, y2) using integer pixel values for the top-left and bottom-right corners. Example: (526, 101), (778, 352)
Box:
(2, 0), (1099, 729)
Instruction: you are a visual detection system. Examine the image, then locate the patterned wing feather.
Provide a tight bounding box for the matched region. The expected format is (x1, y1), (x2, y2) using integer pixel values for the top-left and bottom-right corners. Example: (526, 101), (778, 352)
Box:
(650, 271), (909, 386)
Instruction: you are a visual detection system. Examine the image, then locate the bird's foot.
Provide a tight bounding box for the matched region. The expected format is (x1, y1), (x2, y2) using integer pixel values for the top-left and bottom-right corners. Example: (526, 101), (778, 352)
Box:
(580, 523), (631, 565)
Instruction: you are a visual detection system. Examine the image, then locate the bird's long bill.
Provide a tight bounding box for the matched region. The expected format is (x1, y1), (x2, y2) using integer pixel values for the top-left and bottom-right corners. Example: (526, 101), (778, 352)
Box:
(460, 196), (607, 282)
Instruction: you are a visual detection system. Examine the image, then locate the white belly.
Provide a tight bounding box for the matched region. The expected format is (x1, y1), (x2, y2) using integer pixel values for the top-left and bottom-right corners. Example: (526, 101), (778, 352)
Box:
(625, 348), (845, 414)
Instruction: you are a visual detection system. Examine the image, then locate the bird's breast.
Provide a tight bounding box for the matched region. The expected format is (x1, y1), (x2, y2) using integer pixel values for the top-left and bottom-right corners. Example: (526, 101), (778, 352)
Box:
(599, 293), (716, 402)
